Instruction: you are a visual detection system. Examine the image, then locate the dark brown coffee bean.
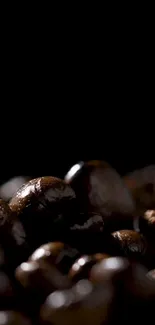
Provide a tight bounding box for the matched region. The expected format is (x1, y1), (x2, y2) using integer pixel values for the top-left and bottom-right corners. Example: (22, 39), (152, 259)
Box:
(91, 257), (155, 323)
(147, 269), (155, 280)
(0, 311), (32, 324)
(40, 279), (113, 325)
(111, 230), (148, 264)
(121, 263), (155, 323)
(90, 256), (130, 284)
(138, 210), (155, 238)
(29, 242), (80, 274)
(15, 260), (71, 299)
(133, 211), (155, 269)
(69, 254), (109, 282)
(9, 177), (78, 250)
(65, 160), (134, 231)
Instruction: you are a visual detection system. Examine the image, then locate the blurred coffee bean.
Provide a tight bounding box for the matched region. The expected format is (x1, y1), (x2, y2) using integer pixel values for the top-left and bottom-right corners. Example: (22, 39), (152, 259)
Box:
(0, 177), (30, 202)
(9, 177), (78, 250)
(90, 256), (130, 284)
(0, 311), (32, 324)
(147, 269), (155, 280)
(29, 242), (80, 274)
(138, 210), (155, 239)
(121, 262), (155, 323)
(40, 279), (114, 325)
(111, 230), (148, 264)
(69, 254), (109, 283)
(123, 165), (155, 214)
(0, 199), (30, 270)
(133, 211), (155, 269)
(15, 260), (71, 300)
(91, 257), (155, 323)
(65, 160), (135, 231)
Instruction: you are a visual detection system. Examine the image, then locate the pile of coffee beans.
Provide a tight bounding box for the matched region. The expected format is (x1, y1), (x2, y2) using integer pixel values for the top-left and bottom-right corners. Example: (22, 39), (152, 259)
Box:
(0, 161), (155, 324)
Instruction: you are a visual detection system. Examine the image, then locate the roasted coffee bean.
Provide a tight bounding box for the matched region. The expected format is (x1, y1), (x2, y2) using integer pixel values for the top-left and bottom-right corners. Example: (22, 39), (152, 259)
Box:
(65, 160), (134, 231)
(123, 165), (155, 215)
(69, 254), (109, 282)
(29, 242), (80, 274)
(133, 212), (155, 269)
(120, 262), (155, 323)
(0, 199), (30, 269)
(40, 279), (113, 325)
(0, 176), (30, 202)
(137, 210), (155, 239)
(90, 256), (130, 284)
(111, 230), (148, 264)
(15, 260), (71, 299)
(0, 311), (32, 324)
(147, 269), (155, 280)
(91, 257), (155, 323)
(9, 177), (78, 250)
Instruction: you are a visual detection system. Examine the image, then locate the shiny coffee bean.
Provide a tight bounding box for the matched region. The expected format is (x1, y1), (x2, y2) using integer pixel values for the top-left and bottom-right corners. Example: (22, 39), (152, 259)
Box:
(65, 160), (134, 231)
(0, 199), (30, 269)
(0, 311), (32, 325)
(90, 256), (130, 284)
(91, 257), (155, 323)
(29, 242), (80, 274)
(9, 177), (78, 250)
(15, 260), (71, 299)
(111, 230), (148, 263)
(0, 176), (30, 202)
(69, 254), (109, 282)
(40, 279), (113, 325)
(123, 165), (155, 215)
(147, 269), (155, 280)
(138, 210), (155, 239)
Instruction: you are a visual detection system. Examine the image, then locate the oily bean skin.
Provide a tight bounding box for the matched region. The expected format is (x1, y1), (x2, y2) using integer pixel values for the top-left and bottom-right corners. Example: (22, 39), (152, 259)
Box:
(1, 166), (155, 324)
(15, 260), (71, 297)
(110, 230), (148, 265)
(138, 210), (155, 239)
(29, 242), (80, 274)
(90, 257), (130, 284)
(9, 177), (78, 250)
(91, 257), (155, 323)
(65, 160), (135, 231)
(69, 254), (109, 282)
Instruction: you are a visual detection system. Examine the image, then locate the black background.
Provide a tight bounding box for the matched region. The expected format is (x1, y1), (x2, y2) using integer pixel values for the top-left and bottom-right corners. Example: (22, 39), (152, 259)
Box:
(1, 109), (154, 184)
(1, 26), (154, 183)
